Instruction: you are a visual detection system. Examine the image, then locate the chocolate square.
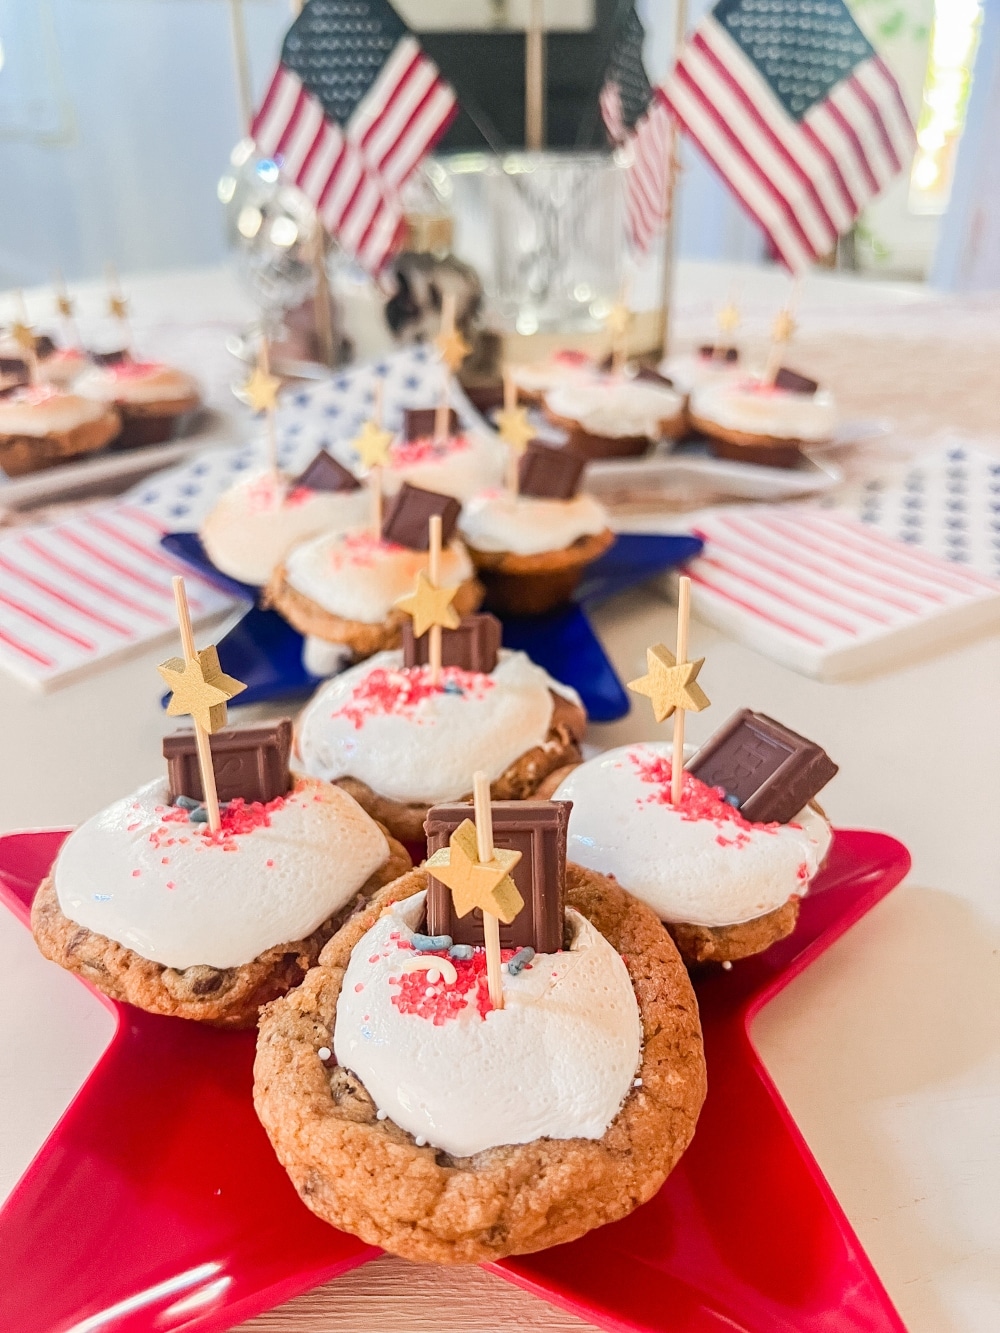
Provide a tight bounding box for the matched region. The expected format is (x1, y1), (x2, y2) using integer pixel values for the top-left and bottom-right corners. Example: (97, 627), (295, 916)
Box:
(164, 719), (293, 805)
(91, 348), (130, 366)
(293, 449), (360, 493)
(381, 481), (460, 550)
(518, 440), (585, 500)
(425, 800), (570, 953)
(774, 367), (818, 396)
(698, 345), (738, 362)
(0, 357), (29, 378)
(634, 367), (676, 389)
(403, 407), (458, 440)
(402, 612), (501, 673)
(687, 709), (837, 824)
(33, 335), (57, 359)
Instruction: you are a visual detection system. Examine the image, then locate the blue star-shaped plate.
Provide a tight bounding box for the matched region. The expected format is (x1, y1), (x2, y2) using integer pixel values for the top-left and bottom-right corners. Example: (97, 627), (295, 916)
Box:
(160, 531), (703, 723)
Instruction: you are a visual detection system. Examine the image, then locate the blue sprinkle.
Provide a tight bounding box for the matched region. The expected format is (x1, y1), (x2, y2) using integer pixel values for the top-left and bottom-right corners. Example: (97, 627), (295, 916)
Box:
(442, 681), (464, 695)
(190, 807), (209, 823)
(412, 933), (452, 952)
(507, 947), (535, 975)
(724, 793), (741, 808)
(448, 944), (474, 961)
(93, 893), (112, 902)
(173, 795), (200, 810)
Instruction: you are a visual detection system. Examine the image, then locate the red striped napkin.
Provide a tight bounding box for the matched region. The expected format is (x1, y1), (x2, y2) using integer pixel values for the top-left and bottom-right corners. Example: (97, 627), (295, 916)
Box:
(0, 505), (238, 688)
(688, 507), (1000, 680)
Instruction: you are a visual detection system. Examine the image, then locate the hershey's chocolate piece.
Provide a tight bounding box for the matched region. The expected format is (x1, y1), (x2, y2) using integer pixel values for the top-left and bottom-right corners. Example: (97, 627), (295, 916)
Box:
(634, 367), (676, 389)
(698, 345), (739, 362)
(293, 449), (360, 493)
(518, 439), (585, 500)
(774, 366), (818, 396)
(425, 800), (570, 953)
(33, 335), (57, 359)
(381, 481), (460, 550)
(403, 407), (459, 440)
(164, 719), (293, 805)
(402, 612), (501, 673)
(91, 348), (130, 366)
(687, 709), (837, 824)
(0, 357), (29, 378)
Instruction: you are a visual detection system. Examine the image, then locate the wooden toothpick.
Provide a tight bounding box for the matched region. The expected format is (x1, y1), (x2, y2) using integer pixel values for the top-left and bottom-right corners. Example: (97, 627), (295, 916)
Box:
(498, 369), (533, 493)
(394, 513), (460, 677)
(53, 270), (82, 348)
(434, 292), (467, 443)
(11, 292), (38, 385)
(158, 577), (246, 834)
(474, 772), (504, 1010)
(243, 339), (282, 476)
(671, 577), (692, 806)
(627, 573), (710, 806)
(424, 776), (523, 1012)
(763, 280), (800, 386)
(106, 263), (134, 357)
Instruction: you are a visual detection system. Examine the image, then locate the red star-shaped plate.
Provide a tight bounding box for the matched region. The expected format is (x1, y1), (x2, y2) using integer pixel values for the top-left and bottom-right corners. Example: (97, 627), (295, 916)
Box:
(0, 827), (909, 1333)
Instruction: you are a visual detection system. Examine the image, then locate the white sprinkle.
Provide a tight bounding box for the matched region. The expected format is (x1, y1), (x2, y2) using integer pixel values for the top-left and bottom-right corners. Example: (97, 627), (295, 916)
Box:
(500, 962), (509, 973)
(633, 1077), (643, 1087)
(425, 985), (436, 997)
(426, 967), (440, 983)
(722, 960), (733, 971)
(376, 1108), (388, 1121)
(317, 1047), (331, 1061)
(415, 1135), (427, 1147)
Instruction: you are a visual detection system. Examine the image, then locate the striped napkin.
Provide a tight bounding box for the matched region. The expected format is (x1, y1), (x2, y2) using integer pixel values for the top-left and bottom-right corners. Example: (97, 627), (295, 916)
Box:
(0, 505), (238, 689)
(688, 506), (1000, 680)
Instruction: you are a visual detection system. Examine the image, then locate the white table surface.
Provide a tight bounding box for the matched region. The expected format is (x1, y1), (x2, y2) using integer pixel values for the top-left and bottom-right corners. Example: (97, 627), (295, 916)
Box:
(1, 262), (999, 1333)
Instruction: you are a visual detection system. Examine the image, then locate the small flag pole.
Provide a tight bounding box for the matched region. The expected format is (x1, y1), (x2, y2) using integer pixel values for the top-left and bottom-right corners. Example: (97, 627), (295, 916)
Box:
(503, 371), (519, 493)
(655, 0), (688, 359)
(227, 0), (254, 134)
(473, 771), (505, 1011)
(434, 291), (458, 443)
(525, 0), (546, 150)
(259, 339), (280, 475)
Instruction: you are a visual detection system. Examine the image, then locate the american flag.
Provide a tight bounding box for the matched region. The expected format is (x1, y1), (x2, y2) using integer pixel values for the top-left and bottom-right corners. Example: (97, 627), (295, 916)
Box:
(0, 507), (236, 689)
(251, 0), (457, 276)
(600, 6), (674, 255)
(686, 507), (1000, 680)
(662, 0), (915, 272)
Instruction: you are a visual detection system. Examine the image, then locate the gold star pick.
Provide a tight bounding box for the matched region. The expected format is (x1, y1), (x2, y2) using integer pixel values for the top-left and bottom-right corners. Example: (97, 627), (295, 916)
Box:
(627, 644), (711, 724)
(352, 418), (393, 469)
(158, 646), (247, 734)
(495, 404), (535, 456)
(425, 819), (524, 922)
(772, 309), (796, 343)
(244, 364), (281, 415)
(435, 326), (471, 374)
(108, 294), (129, 321)
(606, 303), (630, 338)
(10, 322), (34, 354)
(717, 302), (741, 337)
(395, 571), (460, 638)
(56, 294), (74, 319)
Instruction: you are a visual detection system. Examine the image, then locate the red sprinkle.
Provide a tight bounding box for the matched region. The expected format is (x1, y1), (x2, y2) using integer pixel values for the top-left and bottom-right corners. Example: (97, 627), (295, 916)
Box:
(131, 869), (141, 878)
(389, 946), (520, 1024)
(630, 751), (778, 839)
(389, 434), (469, 467)
(332, 664), (494, 730)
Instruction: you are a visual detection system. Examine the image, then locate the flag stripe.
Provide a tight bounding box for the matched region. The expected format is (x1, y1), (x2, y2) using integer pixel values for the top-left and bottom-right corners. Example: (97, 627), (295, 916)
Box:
(683, 35), (837, 253)
(695, 21), (850, 235)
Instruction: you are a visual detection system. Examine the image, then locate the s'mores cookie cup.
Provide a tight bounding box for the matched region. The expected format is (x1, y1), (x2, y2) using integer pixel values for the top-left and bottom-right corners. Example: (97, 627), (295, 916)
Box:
(544, 378), (685, 459)
(75, 359), (201, 448)
(35, 339), (88, 389)
(200, 451), (369, 587)
(459, 441), (614, 615)
(0, 385), (121, 476)
(508, 350), (596, 405)
(296, 612), (587, 842)
(553, 712), (837, 966)
(689, 368), (836, 468)
(31, 718), (411, 1027)
(348, 407), (506, 503)
(253, 795), (706, 1263)
(265, 483), (483, 663)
